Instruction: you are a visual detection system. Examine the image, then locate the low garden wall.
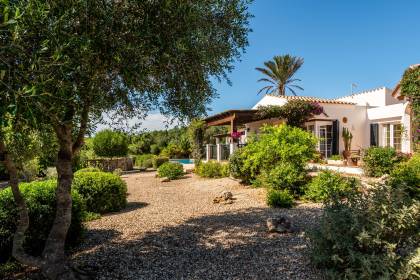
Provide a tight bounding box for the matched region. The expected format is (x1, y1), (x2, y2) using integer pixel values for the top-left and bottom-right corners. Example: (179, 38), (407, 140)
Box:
(87, 157), (134, 172)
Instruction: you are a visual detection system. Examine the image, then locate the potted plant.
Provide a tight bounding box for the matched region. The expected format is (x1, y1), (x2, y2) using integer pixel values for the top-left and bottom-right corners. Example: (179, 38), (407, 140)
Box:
(342, 127), (353, 164)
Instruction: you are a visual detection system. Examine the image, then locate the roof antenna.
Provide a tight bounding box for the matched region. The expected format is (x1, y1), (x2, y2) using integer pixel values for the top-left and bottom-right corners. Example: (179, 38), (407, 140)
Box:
(351, 83), (358, 95)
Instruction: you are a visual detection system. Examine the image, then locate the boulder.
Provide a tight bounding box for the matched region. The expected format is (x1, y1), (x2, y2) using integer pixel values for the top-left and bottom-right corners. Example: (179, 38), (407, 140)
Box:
(160, 177), (170, 183)
(266, 216), (294, 233)
(213, 191), (234, 204)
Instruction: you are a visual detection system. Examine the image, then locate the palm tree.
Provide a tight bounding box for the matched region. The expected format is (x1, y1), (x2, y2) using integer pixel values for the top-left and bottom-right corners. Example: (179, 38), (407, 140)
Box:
(256, 55), (304, 96)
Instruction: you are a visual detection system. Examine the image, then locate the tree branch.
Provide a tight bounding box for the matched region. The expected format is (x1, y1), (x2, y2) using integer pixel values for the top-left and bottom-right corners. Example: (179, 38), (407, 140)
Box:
(72, 104), (90, 155)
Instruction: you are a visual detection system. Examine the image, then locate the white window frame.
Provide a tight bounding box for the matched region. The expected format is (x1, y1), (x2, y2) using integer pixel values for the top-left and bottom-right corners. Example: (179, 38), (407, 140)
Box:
(382, 122), (402, 151)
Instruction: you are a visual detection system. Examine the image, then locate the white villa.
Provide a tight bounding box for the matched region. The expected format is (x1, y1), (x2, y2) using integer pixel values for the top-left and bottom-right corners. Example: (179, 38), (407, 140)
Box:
(204, 84), (413, 162)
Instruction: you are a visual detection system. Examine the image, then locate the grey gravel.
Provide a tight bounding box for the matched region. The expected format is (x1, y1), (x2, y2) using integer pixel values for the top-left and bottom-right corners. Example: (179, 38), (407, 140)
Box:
(72, 172), (325, 280)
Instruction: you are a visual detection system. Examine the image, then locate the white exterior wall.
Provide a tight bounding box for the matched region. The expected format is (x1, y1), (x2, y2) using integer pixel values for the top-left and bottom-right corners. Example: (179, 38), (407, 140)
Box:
(336, 87), (398, 106)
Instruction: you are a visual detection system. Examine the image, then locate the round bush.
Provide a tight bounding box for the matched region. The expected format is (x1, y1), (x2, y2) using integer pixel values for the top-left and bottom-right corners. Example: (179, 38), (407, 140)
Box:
(266, 189), (294, 208)
(196, 161), (229, 178)
(362, 147), (407, 177)
(152, 156), (169, 169)
(93, 129), (129, 158)
(157, 162), (184, 180)
(305, 171), (357, 202)
(258, 162), (307, 195)
(389, 154), (420, 199)
(75, 167), (102, 173)
(0, 180), (84, 263)
(73, 172), (127, 213)
(135, 154), (155, 168)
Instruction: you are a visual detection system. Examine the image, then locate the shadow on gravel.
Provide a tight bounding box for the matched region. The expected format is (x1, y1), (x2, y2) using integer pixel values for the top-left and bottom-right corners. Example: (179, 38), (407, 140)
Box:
(74, 207), (325, 280)
(113, 201), (149, 215)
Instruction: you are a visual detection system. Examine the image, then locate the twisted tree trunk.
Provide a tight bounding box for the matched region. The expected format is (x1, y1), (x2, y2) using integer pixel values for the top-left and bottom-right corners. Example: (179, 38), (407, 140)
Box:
(41, 124), (77, 279)
(0, 137), (43, 268)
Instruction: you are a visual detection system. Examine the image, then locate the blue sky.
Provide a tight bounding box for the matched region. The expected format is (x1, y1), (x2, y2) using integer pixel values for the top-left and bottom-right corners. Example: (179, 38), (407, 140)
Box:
(208, 0), (420, 114)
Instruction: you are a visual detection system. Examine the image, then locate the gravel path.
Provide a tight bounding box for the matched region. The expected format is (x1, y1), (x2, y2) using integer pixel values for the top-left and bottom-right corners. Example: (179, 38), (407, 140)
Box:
(72, 172), (325, 280)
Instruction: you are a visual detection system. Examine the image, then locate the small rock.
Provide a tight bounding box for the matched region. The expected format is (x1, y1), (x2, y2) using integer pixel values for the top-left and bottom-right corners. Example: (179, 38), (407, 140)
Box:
(160, 177), (170, 182)
(267, 216), (294, 233)
(221, 191), (233, 200)
(213, 191), (234, 204)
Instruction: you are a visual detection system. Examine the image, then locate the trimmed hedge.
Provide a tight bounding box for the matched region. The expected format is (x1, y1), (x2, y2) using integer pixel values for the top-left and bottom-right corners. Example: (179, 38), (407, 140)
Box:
(73, 172), (127, 214)
(157, 162), (184, 180)
(196, 161), (229, 178)
(75, 167), (102, 173)
(0, 180), (84, 263)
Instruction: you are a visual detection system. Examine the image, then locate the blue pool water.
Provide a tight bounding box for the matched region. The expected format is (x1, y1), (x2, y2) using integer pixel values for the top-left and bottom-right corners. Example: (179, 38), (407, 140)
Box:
(170, 159), (194, 164)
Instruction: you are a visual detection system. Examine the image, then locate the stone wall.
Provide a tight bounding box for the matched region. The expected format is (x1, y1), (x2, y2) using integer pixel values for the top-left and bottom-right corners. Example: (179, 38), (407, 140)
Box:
(87, 157), (134, 172)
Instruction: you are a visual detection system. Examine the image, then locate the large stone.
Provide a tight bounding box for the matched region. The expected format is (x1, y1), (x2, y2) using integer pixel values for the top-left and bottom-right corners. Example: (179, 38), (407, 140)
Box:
(160, 177), (170, 183)
(221, 191), (233, 200)
(266, 216), (294, 233)
(213, 191), (234, 204)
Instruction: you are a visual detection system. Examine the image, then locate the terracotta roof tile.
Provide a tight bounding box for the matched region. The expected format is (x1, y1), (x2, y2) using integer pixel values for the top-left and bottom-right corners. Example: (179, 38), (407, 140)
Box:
(267, 94), (356, 105)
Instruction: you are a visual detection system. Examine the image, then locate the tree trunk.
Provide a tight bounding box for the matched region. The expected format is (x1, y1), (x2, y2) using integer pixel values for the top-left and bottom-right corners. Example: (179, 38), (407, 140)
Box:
(41, 124), (76, 280)
(0, 138), (42, 268)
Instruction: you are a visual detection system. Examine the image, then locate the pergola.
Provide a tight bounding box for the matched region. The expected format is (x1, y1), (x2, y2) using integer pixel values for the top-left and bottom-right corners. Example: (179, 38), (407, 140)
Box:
(203, 109), (258, 132)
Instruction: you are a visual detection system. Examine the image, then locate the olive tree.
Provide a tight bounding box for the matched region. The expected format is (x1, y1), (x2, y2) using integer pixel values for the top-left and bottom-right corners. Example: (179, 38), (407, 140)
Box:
(1, 0), (251, 278)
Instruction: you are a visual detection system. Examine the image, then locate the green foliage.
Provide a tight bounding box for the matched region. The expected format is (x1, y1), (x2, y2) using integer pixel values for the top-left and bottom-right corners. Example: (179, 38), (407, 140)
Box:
(389, 153), (420, 199)
(135, 154), (155, 168)
(400, 65), (420, 151)
(150, 144), (160, 155)
(73, 172), (127, 214)
(266, 189), (294, 208)
(329, 154), (341, 160)
(257, 162), (307, 195)
(157, 162), (184, 180)
(75, 167), (102, 173)
(196, 161), (229, 178)
(362, 147), (407, 177)
(188, 119), (206, 161)
(229, 125), (317, 183)
(305, 171), (358, 202)
(256, 54), (304, 96)
(160, 143), (189, 159)
(256, 101), (324, 128)
(0, 180), (84, 263)
(152, 156), (169, 169)
(309, 184), (419, 279)
(93, 130), (129, 158)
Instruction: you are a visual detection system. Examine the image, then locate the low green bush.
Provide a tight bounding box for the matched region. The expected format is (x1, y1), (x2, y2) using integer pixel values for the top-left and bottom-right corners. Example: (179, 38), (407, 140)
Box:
(93, 129), (128, 157)
(329, 154), (341, 160)
(73, 172), (127, 214)
(389, 153), (420, 199)
(0, 180), (84, 263)
(309, 184), (419, 279)
(256, 162), (307, 195)
(157, 162), (184, 180)
(75, 167), (102, 173)
(135, 154), (155, 168)
(229, 149), (251, 182)
(152, 156), (169, 169)
(266, 189), (294, 208)
(305, 171), (357, 202)
(196, 161), (229, 178)
(362, 147), (407, 177)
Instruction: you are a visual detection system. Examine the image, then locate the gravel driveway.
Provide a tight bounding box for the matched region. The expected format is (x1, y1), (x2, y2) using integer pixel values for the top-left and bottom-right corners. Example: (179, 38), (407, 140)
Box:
(72, 171), (324, 280)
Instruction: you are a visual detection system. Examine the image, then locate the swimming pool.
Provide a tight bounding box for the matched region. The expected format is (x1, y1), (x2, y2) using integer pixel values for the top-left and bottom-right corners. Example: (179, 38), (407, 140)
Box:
(170, 159), (194, 164)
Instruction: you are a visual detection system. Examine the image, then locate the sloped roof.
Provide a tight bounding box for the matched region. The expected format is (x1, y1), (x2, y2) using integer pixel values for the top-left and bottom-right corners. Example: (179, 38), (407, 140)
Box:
(266, 94), (355, 105)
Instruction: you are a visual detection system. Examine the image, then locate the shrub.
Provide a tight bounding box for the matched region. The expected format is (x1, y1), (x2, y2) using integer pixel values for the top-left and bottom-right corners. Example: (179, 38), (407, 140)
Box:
(73, 172), (127, 213)
(329, 154), (341, 160)
(362, 147), (407, 177)
(229, 148), (251, 182)
(157, 162), (184, 180)
(389, 153), (420, 199)
(229, 125), (316, 183)
(266, 189), (294, 208)
(152, 156), (169, 169)
(75, 167), (102, 173)
(113, 168), (123, 176)
(309, 184), (419, 279)
(135, 154), (155, 168)
(256, 162), (307, 195)
(0, 180), (84, 263)
(305, 171), (358, 202)
(19, 158), (41, 182)
(196, 161), (229, 178)
(150, 144), (160, 155)
(93, 129), (129, 158)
